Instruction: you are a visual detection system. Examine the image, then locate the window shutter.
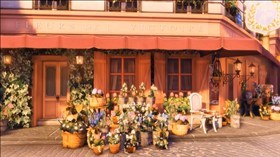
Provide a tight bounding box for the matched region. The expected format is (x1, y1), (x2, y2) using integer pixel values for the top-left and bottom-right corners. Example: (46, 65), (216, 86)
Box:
(154, 52), (166, 92)
(94, 51), (107, 92)
(137, 53), (151, 87)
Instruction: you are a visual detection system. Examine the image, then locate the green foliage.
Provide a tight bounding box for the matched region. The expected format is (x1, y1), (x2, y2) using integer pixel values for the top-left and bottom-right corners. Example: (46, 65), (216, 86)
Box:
(0, 72), (32, 128)
(224, 99), (239, 117)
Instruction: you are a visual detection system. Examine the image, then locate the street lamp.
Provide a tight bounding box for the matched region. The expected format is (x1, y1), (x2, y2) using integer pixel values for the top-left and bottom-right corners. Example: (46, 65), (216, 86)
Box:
(233, 58), (242, 76)
(223, 58), (242, 85)
(248, 63), (256, 76)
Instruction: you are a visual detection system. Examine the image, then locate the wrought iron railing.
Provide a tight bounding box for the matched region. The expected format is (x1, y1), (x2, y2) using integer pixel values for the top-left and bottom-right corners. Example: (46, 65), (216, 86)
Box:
(176, 0), (205, 14)
(126, 0), (138, 12)
(108, 0), (138, 12)
(39, 0), (68, 10)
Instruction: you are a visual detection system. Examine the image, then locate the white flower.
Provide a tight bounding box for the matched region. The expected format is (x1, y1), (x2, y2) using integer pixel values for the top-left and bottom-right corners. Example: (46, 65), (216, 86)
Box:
(92, 88), (97, 95)
(131, 130), (136, 134)
(180, 116), (186, 122)
(274, 106), (280, 111)
(175, 114), (181, 121)
(97, 89), (102, 95)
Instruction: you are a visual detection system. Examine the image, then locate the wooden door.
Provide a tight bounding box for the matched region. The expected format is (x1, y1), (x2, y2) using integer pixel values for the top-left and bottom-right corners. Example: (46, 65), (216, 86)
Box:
(43, 62), (68, 119)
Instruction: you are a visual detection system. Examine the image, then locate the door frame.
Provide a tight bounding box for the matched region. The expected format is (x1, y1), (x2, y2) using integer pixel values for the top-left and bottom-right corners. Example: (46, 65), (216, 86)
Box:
(32, 55), (68, 126)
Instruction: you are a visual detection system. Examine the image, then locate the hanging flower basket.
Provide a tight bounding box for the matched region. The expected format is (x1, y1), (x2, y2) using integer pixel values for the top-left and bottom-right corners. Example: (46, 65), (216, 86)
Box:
(109, 143), (120, 154)
(61, 131), (86, 149)
(171, 123), (189, 136)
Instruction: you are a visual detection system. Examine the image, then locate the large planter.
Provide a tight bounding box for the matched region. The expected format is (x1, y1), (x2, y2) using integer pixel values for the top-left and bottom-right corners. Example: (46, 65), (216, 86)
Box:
(140, 131), (152, 147)
(125, 146), (136, 153)
(230, 114), (241, 128)
(90, 97), (105, 108)
(92, 145), (104, 155)
(61, 131), (86, 149)
(270, 113), (280, 121)
(0, 119), (8, 134)
(171, 123), (189, 136)
(109, 143), (120, 154)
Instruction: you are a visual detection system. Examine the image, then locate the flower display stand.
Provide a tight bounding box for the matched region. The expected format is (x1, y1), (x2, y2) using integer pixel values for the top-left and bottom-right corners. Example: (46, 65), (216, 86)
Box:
(171, 123), (189, 136)
(61, 131), (86, 148)
(270, 113), (280, 121)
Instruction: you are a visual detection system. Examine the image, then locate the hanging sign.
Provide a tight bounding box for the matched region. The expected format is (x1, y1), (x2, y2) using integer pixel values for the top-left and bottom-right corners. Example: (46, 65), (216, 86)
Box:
(245, 1), (280, 35)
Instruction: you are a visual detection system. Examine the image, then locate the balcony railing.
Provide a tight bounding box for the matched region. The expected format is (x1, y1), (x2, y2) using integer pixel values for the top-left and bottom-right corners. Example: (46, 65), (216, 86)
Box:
(108, 0), (138, 12)
(38, 0), (69, 10)
(176, 0), (204, 14)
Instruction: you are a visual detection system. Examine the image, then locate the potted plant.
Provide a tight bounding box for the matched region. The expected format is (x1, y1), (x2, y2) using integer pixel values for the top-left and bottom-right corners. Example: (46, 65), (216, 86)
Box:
(128, 84), (137, 103)
(146, 84), (158, 105)
(87, 127), (105, 155)
(153, 113), (169, 147)
(270, 105), (280, 121)
(137, 82), (146, 103)
(124, 129), (138, 153)
(259, 105), (270, 120)
(60, 104), (88, 149)
(118, 83), (128, 110)
(171, 113), (189, 136)
(107, 129), (121, 154)
(139, 114), (153, 147)
(90, 88), (105, 108)
(0, 101), (14, 134)
(225, 99), (240, 128)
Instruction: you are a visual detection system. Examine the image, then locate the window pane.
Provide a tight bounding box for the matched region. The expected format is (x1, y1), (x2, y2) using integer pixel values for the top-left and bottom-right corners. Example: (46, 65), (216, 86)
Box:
(124, 59), (135, 73)
(124, 75), (135, 88)
(181, 59), (192, 73)
(168, 75), (179, 90)
(110, 58), (121, 73)
(168, 59), (179, 73)
(110, 75), (121, 90)
(60, 66), (68, 96)
(46, 66), (56, 96)
(181, 76), (192, 90)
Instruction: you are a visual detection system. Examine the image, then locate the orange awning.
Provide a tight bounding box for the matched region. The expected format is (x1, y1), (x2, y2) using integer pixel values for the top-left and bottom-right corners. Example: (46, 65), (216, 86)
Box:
(1, 35), (279, 66)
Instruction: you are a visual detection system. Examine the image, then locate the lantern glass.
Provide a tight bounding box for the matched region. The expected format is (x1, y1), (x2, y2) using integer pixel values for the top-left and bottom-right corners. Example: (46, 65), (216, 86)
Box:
(234, 58), (242, 73)
(249, 63), (256, 75)
(3, 55), (12, 65)
(76, 55), (84, 65)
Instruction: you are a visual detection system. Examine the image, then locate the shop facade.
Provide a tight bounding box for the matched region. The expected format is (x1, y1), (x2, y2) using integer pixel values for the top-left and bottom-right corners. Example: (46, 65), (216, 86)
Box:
(1, 0), (279, 126)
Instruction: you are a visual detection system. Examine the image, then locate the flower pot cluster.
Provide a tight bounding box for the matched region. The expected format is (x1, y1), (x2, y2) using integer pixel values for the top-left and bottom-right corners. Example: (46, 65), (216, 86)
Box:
(60, 82), (172, 155)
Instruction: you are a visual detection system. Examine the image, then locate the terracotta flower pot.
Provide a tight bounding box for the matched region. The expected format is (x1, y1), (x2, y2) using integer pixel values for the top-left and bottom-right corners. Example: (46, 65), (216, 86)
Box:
(109, 143), (120, 154)
(125, 146), (136, 153)
(92, 145), (104, 155)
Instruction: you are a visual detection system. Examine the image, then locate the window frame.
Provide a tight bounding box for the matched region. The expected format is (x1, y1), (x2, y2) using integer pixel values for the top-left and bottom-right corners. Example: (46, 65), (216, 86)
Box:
(166, 56), (194, 94)
(107, 56), (138, 93)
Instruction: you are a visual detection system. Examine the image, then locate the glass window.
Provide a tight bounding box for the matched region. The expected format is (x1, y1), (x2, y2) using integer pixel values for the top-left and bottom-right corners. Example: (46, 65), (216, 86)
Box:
(110, 57), (135, 92)
(167, 58), (192, 94)
(46, 66), (56, 96)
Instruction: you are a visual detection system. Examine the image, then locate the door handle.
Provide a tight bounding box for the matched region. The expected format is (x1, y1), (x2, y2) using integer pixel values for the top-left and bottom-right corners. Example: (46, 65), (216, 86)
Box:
(56, 95), (60, 100)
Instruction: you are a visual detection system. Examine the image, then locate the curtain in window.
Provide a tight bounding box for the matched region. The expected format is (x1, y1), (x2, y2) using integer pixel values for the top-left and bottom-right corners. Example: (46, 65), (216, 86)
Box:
(110, 58), (121, 90)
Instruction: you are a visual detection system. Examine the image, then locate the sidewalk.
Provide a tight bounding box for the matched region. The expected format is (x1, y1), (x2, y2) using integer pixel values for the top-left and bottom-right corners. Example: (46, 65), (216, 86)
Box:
(1, 117), (280, 145)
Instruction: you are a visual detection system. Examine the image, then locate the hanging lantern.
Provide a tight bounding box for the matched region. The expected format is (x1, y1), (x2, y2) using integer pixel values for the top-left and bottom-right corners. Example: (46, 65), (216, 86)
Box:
(3, 55), (12, 65)
(234, 58), (242, 76)
(76, 55), (84, 65)
(248, 63), (256, 76)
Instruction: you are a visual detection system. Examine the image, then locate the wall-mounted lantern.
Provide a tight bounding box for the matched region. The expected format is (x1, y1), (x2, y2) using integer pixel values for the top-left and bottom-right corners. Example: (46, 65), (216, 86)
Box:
(3, 54), (12, 65)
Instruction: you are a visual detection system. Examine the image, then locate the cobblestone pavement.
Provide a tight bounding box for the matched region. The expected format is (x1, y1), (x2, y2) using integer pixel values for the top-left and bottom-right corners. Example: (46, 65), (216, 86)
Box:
(1, 134), (280, 157)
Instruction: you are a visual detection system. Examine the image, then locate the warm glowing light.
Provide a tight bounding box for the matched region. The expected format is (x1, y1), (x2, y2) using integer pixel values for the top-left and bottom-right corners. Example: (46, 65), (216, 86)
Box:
(245, 1), (280, 35)
(76, 55), (84, 65)
(3, 55), (12, 65)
